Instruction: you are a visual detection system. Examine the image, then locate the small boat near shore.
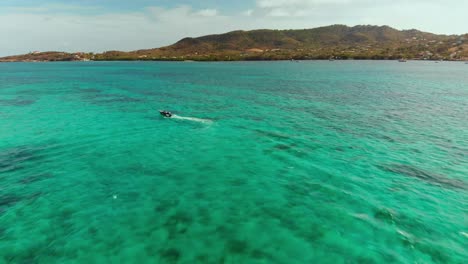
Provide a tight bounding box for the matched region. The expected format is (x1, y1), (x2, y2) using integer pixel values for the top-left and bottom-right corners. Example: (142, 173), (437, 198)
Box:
(398, 59), (407, 62)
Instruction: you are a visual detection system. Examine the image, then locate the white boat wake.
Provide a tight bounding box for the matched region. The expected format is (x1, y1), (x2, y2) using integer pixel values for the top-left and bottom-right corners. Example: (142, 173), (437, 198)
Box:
(171, 115), (213, 124)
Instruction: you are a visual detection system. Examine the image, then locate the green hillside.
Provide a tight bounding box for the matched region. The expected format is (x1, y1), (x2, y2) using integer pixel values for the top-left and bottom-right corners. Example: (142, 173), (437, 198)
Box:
(2, 25), (467, 62)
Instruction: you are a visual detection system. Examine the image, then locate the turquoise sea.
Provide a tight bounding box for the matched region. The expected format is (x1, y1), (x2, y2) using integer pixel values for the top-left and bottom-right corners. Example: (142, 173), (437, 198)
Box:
(0, 61), (467, 263)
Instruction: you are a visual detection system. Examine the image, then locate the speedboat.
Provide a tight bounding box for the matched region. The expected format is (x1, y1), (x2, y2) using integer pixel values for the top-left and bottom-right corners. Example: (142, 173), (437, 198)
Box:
(159, 110), (172, 117)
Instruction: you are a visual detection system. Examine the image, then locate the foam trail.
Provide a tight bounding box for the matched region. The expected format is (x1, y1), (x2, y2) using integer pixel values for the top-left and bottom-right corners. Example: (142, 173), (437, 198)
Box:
(171, 115), (213, 124)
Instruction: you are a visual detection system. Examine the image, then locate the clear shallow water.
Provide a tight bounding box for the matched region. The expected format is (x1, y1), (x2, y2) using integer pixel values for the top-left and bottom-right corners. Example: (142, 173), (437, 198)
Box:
(0, 61), (467, 263)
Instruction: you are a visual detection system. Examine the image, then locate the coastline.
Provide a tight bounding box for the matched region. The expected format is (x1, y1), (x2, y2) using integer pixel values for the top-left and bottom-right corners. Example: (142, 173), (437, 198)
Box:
(1, 58), (467, 63)
(2, 25), (466, 63)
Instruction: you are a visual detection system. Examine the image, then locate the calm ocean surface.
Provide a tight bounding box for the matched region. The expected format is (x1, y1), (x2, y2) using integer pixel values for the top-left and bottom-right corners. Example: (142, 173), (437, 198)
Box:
(0, 61), (467, 263)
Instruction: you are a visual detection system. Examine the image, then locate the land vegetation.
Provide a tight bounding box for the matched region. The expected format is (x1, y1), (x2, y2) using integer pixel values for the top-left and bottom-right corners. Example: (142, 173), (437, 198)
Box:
(1, 25), (467, 62)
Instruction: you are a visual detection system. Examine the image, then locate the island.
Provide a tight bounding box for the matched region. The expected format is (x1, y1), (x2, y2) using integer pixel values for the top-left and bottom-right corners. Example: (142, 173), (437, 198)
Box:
(1, 25), (467, 62)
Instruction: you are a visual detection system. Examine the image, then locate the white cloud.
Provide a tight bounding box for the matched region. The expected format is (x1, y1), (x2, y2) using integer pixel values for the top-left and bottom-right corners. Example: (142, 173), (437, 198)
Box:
(267, 8), (310, 17)
(257, 0), (353, 17)
(0, 2), (467, 56)
(5, 4), (101, 13)
(195, 9), (218, 17)
(146, 6), (221, 23)
(257, 0), (350, 8)
(0, 6), (232, 56)
(242, 9), (254, 16)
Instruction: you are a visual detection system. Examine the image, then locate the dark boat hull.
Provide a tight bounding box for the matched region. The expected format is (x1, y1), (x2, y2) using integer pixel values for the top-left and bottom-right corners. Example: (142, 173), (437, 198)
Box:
(159, 110), (172, 117)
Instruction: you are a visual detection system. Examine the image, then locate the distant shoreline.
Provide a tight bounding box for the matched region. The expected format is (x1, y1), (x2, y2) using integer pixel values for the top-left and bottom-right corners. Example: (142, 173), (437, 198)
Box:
(2, 25), (467, 63)
(1, 58), (467, 63)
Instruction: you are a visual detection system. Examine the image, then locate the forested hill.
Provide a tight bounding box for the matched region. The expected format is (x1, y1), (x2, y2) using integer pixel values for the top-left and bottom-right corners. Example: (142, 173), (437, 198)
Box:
(2, 25), (467, 61)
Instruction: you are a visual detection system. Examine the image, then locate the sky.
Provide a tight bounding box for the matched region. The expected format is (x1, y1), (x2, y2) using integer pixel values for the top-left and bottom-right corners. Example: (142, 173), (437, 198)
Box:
(1, 0), (467, 56)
